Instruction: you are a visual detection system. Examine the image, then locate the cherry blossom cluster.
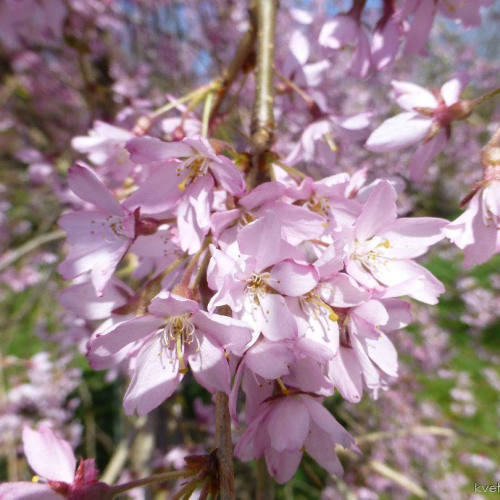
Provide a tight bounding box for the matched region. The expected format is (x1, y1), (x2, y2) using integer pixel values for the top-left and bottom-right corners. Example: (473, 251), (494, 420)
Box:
(50, 125), (451, 483)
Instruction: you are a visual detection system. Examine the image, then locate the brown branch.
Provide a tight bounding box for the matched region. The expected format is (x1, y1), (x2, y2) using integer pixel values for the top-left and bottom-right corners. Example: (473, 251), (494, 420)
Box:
(214, 392), (235, 500)
(249, 0), (278, 184)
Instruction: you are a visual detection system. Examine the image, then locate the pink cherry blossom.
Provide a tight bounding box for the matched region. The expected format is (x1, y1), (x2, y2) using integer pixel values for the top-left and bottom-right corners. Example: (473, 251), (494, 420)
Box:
(234, 393), (356, 483)
(340, 181), (447, 304)
(0, 426), (111, 500)
(58, 164), (160, 296)
(444, 181), (500, 267)
(88, 291), (253, 415)
(366, 76), (469, 181)
(125, 135), (246, 253)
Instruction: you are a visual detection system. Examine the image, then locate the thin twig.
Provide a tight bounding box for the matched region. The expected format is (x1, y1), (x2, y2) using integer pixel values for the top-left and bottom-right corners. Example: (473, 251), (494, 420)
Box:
(0, 230), (65, 274)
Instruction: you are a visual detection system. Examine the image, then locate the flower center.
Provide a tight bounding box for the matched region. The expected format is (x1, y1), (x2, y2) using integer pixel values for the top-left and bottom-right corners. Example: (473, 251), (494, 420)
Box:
(159, 315), (196, 373)
(308, 197), (331, 222)
(354, 237), (391, 270)
(177, 155), (210, 191)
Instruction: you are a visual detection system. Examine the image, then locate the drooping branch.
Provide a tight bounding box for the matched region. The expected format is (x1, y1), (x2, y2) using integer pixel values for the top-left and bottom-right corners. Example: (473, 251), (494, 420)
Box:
(250, 0), (278, 170)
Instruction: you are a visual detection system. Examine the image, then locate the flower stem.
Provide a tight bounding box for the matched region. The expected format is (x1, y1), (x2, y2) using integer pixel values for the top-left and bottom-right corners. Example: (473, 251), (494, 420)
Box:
(472, 85), (500, 107)
(201, 90), (216, 137)
(110, 469), (196, 497)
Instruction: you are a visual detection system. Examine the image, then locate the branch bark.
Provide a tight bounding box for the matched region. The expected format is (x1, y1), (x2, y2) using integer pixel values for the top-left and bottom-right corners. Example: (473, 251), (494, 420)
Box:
(214, 392), (235, 500)
(250, 0), (278, 163)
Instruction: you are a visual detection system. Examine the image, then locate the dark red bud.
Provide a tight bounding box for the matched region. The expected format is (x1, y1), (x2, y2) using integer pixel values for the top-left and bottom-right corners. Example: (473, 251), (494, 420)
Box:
(135, 217), (160, 236)
(172, 126), (186, 141)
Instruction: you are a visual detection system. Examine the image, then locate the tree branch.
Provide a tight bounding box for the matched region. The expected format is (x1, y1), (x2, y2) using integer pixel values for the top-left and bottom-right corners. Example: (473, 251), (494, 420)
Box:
(214, 392), (235, 500)
(250, 0), (278, 161)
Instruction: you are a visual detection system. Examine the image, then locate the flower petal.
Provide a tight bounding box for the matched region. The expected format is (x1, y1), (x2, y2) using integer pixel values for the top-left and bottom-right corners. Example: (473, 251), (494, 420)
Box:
(68, 164), (123, 216)
(123, 337), (183, 415)
(23, 426), (76, 483)
(365, 112), (431, 152)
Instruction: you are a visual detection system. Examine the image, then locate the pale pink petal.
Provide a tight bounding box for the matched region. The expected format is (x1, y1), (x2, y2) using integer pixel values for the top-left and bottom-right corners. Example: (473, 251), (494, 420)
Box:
(265, 449), (302, 484)
(88, 316), (164, 365)
(240, 182), (285, 210)
(320, 274), (371, 307)
(237, 210), (282, 271)
(234, 409), (271, 460)
(123, 337), (183, 415)
(305, 423), (344, 475)
(23, 426), (76, 483)
(371, 259), (444, 304)
(408, 128), (447, 182)
(301, 396), (355, 449)
(188, 336), (230, 395)
(283, 358), (333, 395)
(90, 242), (130, 296)
(364, 333), (398, 377)
(59, 277), (132, 320)
(211, 209), (241, 240)
(191, 311), (253, 355)
(210, 156), (246, 195)
(352, 299), (389, 330)
(244, 338), (295, 379)
(123, 162), (184, 213)
(381, 298), (413, 331)
(404, 0), (436, 54)
(0, 482), (63, 500)
(366, 112), (432, 152)
(440, 74), (468, 106)
(68, 164), (123, 216)
(148, 291), (199, 318)
(259, 202), (326, 244)
(259, 293), (298, 340)
(379, 216), (447, 258)
(269, 260), (319, 296)
(290, 30), (310, 65)
(328, 347), (363, 403)
(351, 336), (380, 390)
(391, 81), (438, 110)
(267, 398), (309, 452)
(355, 181), (398, 241)
(126, 137), (192, 163)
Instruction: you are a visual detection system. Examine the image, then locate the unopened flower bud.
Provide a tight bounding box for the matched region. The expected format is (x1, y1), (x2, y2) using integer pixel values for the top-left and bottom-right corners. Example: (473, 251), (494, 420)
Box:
(133, 116), (152, 137)
(173, 126), (186, 141)
(446, 100), (474, 122)
(135, 217), (160, 236)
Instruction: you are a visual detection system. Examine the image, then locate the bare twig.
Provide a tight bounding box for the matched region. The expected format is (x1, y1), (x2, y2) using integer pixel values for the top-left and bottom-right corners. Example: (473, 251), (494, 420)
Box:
(0, 229), (65, 274)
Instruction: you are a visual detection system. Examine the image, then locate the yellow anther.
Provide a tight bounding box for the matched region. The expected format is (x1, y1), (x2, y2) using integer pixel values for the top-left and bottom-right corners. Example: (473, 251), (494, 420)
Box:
(277, 377), (291, 395)
(32, 476), (40, 483)
(177, 334), (188, 374)
(324, 132), (338, 152)
(310, 297), (339, 322)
